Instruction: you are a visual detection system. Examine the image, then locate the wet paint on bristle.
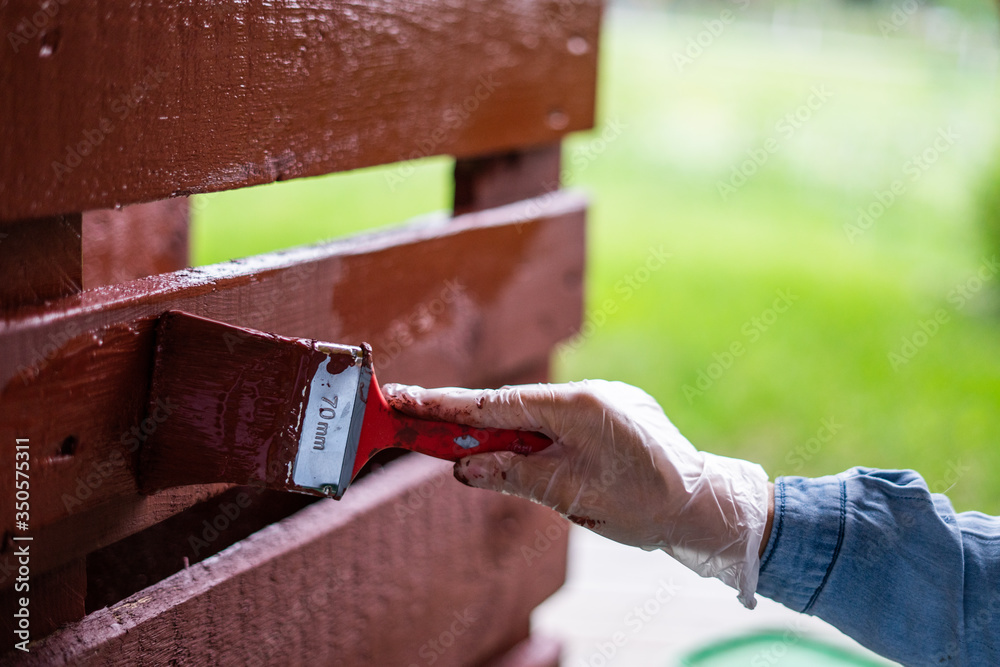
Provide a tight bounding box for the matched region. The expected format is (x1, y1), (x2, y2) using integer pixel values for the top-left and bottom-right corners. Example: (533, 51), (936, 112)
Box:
(138, 310), (553, 501)
(139, 312), (352, 495)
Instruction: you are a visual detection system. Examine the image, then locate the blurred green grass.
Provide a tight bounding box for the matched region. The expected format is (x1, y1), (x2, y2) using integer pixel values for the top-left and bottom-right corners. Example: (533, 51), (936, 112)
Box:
(193, 5), (1000, 513)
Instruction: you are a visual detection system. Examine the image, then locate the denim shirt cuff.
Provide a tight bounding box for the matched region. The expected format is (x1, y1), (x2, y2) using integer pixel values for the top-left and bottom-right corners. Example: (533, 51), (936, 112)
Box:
(755, 473), (847, 614)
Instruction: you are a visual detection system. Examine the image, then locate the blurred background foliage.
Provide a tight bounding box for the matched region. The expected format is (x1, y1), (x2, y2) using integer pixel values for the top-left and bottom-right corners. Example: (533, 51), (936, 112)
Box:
(193, 0), (1000, 514)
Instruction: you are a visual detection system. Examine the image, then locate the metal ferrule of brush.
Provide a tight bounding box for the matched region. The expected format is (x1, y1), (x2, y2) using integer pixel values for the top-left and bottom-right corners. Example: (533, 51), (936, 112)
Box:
(290, 343), (372, 498)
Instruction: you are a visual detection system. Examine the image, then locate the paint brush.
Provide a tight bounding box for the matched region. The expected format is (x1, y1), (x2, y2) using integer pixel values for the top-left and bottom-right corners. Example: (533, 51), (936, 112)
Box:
(138, 311), (551, 498)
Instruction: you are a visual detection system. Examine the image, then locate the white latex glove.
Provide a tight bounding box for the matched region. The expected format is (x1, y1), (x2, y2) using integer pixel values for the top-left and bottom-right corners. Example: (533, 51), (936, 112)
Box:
(382, 380), (771, 608)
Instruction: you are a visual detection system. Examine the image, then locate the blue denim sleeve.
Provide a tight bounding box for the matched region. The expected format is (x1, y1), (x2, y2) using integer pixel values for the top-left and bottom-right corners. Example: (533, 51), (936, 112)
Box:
(755, 467), (1000, 666)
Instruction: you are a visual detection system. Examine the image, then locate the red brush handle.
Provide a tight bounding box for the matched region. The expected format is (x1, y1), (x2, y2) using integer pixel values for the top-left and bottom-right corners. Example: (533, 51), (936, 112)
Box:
(353, 381), (552, 480)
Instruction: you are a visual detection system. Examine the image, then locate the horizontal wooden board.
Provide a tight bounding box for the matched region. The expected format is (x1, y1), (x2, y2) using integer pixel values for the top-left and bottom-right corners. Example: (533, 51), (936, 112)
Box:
(81, 487), (316, 614)
(0, 215), (81, 311)
(7, 456), (570, 666)
(0, 191), (585, 588)
(82, 199), (190, 289)
(0, 0), (600, 221)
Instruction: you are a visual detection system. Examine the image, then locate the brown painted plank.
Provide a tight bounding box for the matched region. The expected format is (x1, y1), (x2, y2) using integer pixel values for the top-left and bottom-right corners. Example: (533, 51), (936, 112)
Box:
(83, 487), (315, 613)
(454, 143), (563, 216)
(0, 191), (585, 589)
(0, 485), (230, 596)
(0, 215), (82, 311)
(0, 0), (601, 221)
(7, 456), (570, 666)
(82, 199), (190, 289)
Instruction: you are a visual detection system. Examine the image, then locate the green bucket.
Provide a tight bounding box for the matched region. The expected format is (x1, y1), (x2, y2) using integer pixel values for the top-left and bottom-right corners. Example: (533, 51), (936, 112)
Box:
(679, 632), (888, 666)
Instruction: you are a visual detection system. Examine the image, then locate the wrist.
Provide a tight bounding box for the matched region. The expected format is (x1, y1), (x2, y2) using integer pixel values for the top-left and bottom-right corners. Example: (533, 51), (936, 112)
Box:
(759, 482), (775, 558)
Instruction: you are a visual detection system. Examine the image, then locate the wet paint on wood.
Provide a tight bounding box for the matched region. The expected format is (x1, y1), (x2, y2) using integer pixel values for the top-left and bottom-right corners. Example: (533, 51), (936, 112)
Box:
(0, 0), (600, 220)
(0, 192), (585, 591)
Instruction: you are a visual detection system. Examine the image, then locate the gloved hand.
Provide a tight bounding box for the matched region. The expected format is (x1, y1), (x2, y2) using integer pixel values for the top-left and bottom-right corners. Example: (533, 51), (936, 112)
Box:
(382, 380), (771, 608)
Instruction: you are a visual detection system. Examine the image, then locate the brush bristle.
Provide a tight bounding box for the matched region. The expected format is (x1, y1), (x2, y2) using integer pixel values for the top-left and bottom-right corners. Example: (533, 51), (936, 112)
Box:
(139, 311), (326, 493)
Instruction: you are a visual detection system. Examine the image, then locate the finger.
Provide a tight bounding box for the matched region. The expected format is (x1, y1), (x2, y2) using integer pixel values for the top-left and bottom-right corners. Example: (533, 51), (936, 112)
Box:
(453, 449), (576, 510)
(382, 383), (562, 437)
